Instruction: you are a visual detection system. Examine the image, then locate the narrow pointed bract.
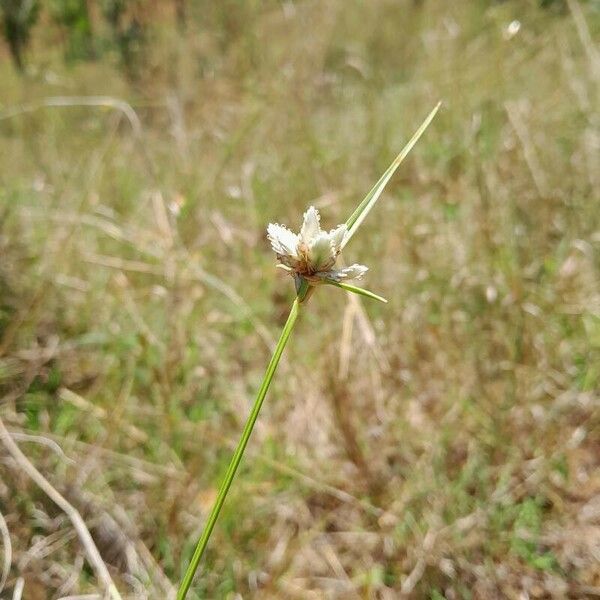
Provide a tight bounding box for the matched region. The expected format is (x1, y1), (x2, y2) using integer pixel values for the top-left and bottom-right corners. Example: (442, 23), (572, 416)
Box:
(343, 101), (442, 249)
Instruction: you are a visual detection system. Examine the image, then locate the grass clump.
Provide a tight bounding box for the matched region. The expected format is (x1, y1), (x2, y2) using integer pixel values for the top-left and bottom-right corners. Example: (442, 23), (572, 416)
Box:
(0, 1), (599, 598)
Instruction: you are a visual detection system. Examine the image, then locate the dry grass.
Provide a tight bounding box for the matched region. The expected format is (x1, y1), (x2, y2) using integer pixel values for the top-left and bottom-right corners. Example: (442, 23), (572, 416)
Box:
(0, 0), (599, 598)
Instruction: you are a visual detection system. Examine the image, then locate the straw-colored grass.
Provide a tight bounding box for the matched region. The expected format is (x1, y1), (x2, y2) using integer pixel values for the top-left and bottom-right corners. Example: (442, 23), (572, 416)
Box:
(0, 1), (599, 598)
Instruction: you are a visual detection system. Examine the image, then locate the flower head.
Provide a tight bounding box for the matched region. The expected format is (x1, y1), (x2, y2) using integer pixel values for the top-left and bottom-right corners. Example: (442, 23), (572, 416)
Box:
(268, 206), (368, 286)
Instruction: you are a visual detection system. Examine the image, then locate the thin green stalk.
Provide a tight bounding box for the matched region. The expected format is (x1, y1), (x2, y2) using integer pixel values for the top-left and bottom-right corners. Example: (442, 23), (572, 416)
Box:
(177, 280), (308, 599)
(177, 103), (440, 597)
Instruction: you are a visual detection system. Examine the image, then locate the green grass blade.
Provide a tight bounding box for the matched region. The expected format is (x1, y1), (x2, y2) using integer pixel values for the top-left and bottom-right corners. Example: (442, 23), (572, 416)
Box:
(176, 295), (302, 599)
(343, 102), (441, 248)
(326, 280), (388, 303)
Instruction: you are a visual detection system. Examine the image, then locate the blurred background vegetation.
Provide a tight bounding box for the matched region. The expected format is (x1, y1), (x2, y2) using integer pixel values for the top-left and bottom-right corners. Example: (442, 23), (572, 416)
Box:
(0, 0), (599, 598)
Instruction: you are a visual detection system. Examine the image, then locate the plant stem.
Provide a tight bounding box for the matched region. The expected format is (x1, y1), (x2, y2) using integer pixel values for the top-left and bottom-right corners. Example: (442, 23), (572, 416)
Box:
(177, 284), (306, 599)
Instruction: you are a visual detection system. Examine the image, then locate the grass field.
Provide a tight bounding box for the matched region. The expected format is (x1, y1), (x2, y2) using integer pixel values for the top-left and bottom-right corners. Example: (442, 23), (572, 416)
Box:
(1, 1), (599, 598)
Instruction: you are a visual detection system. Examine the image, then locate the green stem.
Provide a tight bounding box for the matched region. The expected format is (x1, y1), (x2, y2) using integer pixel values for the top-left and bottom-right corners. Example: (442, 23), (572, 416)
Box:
(177, 281), (307, 599)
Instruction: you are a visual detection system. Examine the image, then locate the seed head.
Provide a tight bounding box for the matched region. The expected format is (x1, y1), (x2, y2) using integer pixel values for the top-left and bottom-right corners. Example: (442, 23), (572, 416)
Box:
(267, 206), (368, 287)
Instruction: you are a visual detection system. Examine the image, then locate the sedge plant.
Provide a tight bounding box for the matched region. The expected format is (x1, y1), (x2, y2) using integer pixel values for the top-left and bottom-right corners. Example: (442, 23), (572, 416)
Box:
(177, 102), (441, 599)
